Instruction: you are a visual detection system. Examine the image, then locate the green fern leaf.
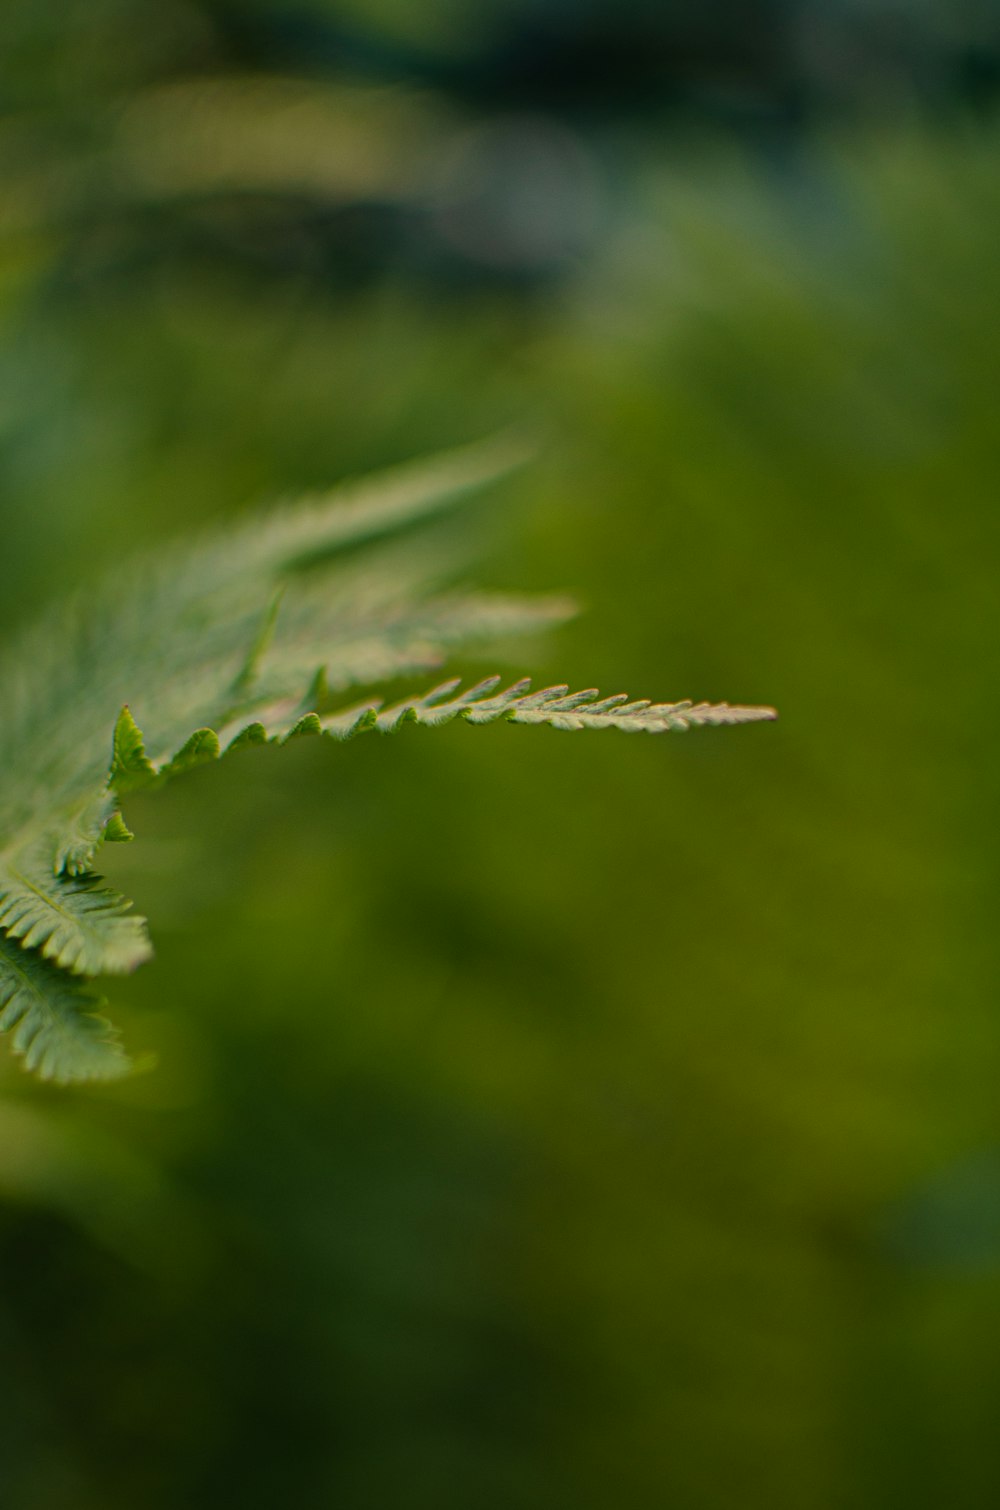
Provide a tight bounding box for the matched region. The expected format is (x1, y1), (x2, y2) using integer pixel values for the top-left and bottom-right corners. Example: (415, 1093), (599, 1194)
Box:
(53, 789), (123, 876)
(359, 677), (777, 736)
(0, 440), (775, 1082)
(110, 706), (159, 793)
(0, 932), (130, 1083)
(0, 843), (152, 976)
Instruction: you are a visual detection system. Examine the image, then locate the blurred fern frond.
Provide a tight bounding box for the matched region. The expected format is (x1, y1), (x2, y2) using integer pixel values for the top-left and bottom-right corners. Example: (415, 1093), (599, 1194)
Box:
(0, 439), (775, 1082)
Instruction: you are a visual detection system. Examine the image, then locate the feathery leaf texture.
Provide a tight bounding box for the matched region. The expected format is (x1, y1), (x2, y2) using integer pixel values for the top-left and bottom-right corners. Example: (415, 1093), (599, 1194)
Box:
(0, 933), (129, 1084)
(0, 438), (775, 1081)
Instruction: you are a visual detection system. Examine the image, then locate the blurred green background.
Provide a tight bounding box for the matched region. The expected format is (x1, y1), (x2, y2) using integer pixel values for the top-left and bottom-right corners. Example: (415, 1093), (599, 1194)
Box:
(2, 3), (1000, 1507)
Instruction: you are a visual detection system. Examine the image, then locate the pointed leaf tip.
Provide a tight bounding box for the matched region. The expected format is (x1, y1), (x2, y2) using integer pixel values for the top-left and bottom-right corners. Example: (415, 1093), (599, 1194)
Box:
(162, 727), (222, 778)
(110, 707), (157, 793)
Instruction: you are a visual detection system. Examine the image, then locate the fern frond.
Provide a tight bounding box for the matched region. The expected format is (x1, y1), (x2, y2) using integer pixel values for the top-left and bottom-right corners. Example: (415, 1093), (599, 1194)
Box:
(0, 440), (775, 1081)
(83, 677), (778, 807)
(0, 434), (531, 827)
(0, 843), (151, 976)
(351, 677), (778, 736)
(0, 932), (129, 1083)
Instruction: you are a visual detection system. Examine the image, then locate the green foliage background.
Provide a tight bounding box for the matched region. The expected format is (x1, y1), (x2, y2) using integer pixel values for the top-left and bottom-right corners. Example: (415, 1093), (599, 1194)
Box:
(2, 4), (1000, 1507)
